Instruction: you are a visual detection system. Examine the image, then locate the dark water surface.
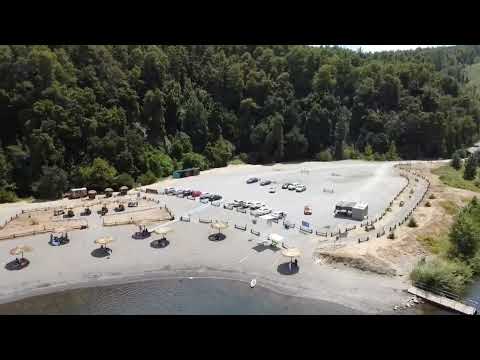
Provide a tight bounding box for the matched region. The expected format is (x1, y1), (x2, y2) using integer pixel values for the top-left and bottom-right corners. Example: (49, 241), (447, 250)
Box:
(0, 278), (362, 315)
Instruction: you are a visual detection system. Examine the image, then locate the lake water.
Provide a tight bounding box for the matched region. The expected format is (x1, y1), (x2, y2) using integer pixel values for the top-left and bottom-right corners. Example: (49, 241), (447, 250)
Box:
(0, 278), (362, 315)
(2, 277), (478, 315)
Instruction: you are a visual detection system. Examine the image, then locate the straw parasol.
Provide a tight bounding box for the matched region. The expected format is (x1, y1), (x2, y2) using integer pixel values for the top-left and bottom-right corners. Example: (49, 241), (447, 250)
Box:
(211, 222), (228, 231)
(154, 227), (172, 236)
(10, 245), (33, 258)
(105, 188), (113, 192)
(282, 247), (301, 259)
(95, 236), (113, 246)
(210, 221), (228, 240)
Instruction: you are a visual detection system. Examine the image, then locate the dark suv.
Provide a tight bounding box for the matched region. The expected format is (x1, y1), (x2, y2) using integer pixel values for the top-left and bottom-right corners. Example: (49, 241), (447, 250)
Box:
(246, 177), (259, 184)
(209, 194), (222, 202)
(260, 180), (271, 186)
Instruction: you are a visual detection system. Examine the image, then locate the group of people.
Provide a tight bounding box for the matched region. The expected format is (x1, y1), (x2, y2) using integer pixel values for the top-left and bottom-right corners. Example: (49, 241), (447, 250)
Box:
(49, 233), (68, 246)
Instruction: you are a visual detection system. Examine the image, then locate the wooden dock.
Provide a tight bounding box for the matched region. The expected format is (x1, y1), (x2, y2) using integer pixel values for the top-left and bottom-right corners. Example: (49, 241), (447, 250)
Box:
(408, 286), (477, 315)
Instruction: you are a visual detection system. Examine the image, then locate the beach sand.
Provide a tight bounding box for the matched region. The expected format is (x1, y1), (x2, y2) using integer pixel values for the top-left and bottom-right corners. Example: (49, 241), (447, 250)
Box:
(0, 160), (414, 313)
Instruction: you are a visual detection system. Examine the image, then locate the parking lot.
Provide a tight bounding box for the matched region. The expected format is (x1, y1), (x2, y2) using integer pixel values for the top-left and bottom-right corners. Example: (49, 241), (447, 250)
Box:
(150, 160), (407, 230)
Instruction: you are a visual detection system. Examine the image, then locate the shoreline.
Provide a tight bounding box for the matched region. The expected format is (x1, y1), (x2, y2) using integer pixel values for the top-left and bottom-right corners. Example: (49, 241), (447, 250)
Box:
(0, 265), (372, 313)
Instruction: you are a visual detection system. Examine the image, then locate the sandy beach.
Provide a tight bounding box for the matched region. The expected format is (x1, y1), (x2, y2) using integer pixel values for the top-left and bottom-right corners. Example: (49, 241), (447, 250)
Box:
(0, 160), (416, 313)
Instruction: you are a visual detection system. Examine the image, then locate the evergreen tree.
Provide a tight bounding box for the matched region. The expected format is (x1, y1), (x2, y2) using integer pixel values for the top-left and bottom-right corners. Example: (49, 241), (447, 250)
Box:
(464, 155), (478, 180)
(450, 151), (462, 170)
(386, 142), (399, 161)
(363, 144), (374, 161)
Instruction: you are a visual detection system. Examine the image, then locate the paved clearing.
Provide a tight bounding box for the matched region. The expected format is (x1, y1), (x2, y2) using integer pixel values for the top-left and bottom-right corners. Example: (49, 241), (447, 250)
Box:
(151, 160), (406, 229)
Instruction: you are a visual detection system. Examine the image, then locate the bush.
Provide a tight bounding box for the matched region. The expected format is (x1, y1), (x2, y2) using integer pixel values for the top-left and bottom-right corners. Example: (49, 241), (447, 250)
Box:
(146, 150), (174, 178)
(204, 136), (234, 168)
(425, 201), (432, 207)
(114, 173), (135, 190)
(181, 152), (209, 171)
(429, 193), (436, 199)
(170, 132), (193, 161)
(0, 188), (17, 203)
(410, 258), (473, 296)
(343, 145), (360, 160)
(137, 171), (157, 186)
(388, 232), (395, 239)
(239, 153), (248, 163)
(450, 151), (462, 170)
(79, 158), (117, 190)
(363, 144), (374, 161)
(373, 152), (386, 161)
(448, 210), (480, 260)
(32, 166), (68, 200)
(456, 149), (467, 158)
(315, 149), (333, 162)
(408, 217), (418, 227)
(463, 155), (477, 180)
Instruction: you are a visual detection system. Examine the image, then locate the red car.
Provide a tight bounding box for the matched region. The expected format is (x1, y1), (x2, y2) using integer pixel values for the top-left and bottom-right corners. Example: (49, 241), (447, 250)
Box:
(191, 190), (202, 197)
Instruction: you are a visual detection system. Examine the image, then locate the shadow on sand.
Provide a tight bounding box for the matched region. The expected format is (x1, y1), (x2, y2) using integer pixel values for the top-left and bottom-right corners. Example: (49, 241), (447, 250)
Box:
(277, 262), (299, 275)
(252, 244), (281, 253)
(5, 258), (30, 271)
(132, 232), (151, 240)
(150, 239), (170, 249)
(208, 233), (226, 242)
(91, 248), (111, 258)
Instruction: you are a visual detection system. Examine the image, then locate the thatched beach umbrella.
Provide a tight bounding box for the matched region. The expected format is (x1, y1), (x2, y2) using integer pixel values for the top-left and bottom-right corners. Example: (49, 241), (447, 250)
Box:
(153, 227), (172, 244)
(282, 247), (301, 259)
(154, 227), (172, 236)
(210, 221), (228, 240)
(10, 245), (33, 259)
(211, 221), (228, 232)
(95, 236), (113, 246)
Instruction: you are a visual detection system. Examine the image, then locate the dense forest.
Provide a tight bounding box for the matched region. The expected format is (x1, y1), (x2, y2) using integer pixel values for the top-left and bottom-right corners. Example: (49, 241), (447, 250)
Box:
(1, 45), (480, 201)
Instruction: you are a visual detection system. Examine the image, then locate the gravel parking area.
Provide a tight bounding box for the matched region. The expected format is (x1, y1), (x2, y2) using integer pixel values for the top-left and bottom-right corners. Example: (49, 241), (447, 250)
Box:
(149, 160), (406, 230)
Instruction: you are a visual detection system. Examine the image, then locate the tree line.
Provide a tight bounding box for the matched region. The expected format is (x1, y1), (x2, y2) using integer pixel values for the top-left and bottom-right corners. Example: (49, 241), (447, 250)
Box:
(1, 45), (480, 200)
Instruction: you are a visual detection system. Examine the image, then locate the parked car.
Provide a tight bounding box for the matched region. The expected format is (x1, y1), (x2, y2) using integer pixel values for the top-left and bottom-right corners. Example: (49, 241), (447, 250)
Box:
(209, 194), (222, 202)
(176, 190), (185, 197)
(282, 183), (291, 189)
(269, 186), (276, 193)
(231, 200), (242, 207)
(304, 205), (312, 215)
(191, 190), (202, 197)
(288, 184), (297, 190)
(260, 180), (271, 186)
(200, 193), (211, 200)
(249, 202), (264, 210)
(255, 207), (272, 216)
(183, 189), (193, 196)
(165, 187), (175, 194)
(296, 185), (307, 192)
(272, 211), (287, 219)
(246, 177), (259, 184)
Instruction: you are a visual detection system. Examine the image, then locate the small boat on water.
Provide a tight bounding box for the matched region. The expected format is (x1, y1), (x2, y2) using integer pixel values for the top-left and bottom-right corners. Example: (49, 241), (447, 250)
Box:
(250, 279), (256, 288)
